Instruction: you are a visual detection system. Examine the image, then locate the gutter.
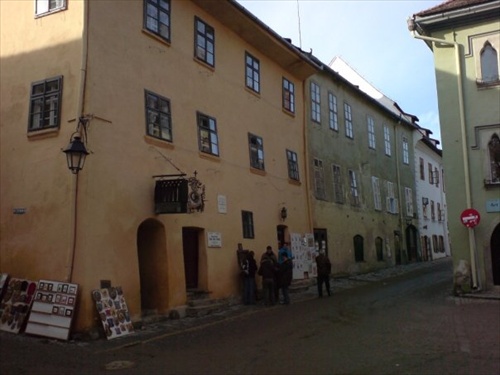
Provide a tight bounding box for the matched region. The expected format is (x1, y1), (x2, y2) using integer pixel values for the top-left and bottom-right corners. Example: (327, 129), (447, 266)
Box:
(408, 19), (479, 290)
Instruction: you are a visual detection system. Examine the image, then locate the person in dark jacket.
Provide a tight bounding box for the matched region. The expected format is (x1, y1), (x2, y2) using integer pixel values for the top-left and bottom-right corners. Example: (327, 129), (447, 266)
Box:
(258, 253), (276, 306)
(278, 252), (293, 305)
(316, 250), (332, 297)
(242, 251), (257, 305)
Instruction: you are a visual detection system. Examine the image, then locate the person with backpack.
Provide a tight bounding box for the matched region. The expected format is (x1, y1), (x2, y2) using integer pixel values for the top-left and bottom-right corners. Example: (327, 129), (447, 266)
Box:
(315, 249), (332, 297)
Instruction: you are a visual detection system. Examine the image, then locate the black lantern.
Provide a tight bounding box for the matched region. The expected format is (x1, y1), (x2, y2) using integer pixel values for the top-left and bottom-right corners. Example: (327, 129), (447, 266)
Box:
(280, 207), (288, 221)
(63, 134), (89, 174)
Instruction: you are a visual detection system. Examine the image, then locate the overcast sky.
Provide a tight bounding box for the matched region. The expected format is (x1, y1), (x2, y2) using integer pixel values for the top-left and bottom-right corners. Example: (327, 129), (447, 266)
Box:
(236, 0), (444, 143)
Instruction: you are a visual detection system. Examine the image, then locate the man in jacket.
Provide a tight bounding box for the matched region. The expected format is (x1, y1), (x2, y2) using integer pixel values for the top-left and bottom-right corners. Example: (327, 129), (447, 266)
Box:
(316, 249), (332, 297)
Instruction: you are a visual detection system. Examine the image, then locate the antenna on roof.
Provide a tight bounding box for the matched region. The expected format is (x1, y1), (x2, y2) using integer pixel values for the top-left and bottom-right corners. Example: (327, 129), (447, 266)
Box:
(296, 0), (302, 48)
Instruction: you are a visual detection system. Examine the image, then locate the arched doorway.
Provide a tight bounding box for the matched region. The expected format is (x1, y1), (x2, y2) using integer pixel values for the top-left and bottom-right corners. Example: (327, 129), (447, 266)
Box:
(137, 219), (169, 315)
(394, 232), (402, 265)
(354, 235), (364, 262)
(375, 237), (384, 261)
(491, 224), (500, 285)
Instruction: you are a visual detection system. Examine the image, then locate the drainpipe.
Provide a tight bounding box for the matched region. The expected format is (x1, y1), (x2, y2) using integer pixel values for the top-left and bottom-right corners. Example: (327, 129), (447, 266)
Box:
(393, 119), (406, 263)
(408, 21), (478, 289)
(66, 0), (90, 283)
(303, 78), (314, 234)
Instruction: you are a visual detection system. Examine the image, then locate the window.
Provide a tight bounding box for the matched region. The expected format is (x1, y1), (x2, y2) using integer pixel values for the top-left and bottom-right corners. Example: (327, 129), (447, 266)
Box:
(480, 42), (499, 84)
(354, 235), (364, 262)
(145, 90), (172, 141)
(35, 0), (65, 16)
(430, 200), (435, 221)
(194, 17), (214, 67)
(29, 76), (62, 131)
(367, 116), (375, 149)
(428, 163), (434, 184)
(245, 52), (260, 93)
(488, 133), (500, 183)
(328, 92), (338, 131)
(375, 237), (384, 261)
(332, 164), (343, 204)
(384, 125), (391, 156)
(386, 181), (398, 214)
(248, 133), (264, 170)
(348, 169), (359, 206)
(405, 187), (414, 217)
(372, 176), (382, 211)
(419, 157), (425, 180)
(310, 82), (321, 123)
(242, 211), (254, 239)
(422, 197), (429, 219)
(197, 113), (219, 156)
(434, 167), (440, 187)
(282, 78), (295, 113)
(286, 150), (299, 181)
(144, 0), (170, 41)
(402, 137), (409, 164)
(344, 103), (353, 139)
(437, 202), (443, 221)
(313, 158), (326, 200)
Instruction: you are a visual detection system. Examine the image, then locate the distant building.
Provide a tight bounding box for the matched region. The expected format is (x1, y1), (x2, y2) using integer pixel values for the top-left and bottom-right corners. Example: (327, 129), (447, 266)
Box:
(410, 0), (500, 292)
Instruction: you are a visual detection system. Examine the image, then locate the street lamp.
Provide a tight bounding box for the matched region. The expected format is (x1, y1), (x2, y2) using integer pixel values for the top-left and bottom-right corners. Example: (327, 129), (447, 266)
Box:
(63, 134), (89, 174)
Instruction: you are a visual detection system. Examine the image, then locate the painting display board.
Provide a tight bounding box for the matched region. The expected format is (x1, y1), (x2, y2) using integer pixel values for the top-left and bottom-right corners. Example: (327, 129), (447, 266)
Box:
(0, 273), (9, 301)
(25, 280), (79, 340)
(0, 278), (38, 334)
(92, 286), (134, 340)
(291, 233), (317, 279)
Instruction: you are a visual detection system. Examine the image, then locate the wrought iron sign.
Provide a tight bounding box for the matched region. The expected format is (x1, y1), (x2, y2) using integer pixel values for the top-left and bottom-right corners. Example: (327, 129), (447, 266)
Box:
(153, 172), (205, 214)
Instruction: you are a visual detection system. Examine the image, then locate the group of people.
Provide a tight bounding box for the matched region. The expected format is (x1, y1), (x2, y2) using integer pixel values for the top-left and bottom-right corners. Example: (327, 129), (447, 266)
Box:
(240, 242), (332, 306)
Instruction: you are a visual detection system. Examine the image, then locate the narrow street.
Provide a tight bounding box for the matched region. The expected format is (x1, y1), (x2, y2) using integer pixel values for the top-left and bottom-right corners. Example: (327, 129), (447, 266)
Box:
(1, 258), (499, 375)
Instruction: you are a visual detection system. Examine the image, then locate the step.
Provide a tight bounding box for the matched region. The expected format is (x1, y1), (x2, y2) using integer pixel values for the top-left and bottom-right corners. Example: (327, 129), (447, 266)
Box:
(185, 301), (226, 318)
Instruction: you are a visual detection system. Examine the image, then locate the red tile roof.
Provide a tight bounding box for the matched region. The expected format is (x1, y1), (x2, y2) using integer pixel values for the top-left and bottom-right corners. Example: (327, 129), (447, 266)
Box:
(415, 0), (496, 16)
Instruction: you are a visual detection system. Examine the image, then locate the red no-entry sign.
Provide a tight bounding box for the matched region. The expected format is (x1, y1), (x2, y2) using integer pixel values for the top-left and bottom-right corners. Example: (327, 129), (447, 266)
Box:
(460, 208), (481, 228)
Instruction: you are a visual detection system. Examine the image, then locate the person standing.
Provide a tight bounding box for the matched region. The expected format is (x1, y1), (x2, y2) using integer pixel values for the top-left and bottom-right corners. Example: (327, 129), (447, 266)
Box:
(316, 249), (332, 297)
(258, 252), (276, 306)
(242, 251), (257, 305)
(261, 245), (279, 300)
(278, 252), (293, 305)
(278, 242), (293, 264)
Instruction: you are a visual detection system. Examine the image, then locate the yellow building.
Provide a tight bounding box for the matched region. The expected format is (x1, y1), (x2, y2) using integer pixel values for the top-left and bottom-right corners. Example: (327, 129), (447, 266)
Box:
(0, 0), (318, 333)
(409, 0), (500, 293)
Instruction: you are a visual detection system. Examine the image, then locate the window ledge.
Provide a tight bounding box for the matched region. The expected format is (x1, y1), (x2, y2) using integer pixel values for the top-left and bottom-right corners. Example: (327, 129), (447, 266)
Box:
(288, 178), (301, 186)
(282, 108), (296, 118)
(249, 167), (266, 176)
(193, 58), (215, 72)
(27, 127), (59, 140)
(199, 152), (220, 162)
(484, 179), (500, 188)
(144, 135), (174, 149)
(141, 29), (171, 47)
(476, 79), (500, 89)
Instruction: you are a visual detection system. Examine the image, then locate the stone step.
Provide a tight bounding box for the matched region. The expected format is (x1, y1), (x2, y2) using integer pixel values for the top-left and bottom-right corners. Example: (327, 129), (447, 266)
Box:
(185, 301), (226, 318)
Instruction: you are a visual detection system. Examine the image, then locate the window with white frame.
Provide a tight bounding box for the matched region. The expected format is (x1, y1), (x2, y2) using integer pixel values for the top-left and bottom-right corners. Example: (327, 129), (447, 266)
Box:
(384, 125), (391, 156)
(404, 187), (414, 217)
(144, 0), (170, 41)
(245, 52), (260, 93)
(145, 90), (172, 141)
(386, 181), (398, 214)
(29, 76), (62, 131)
(194, 17), (215, 67)
(437, 202), (443, 221)
(402, 137), (409, 165)
(35, 0), (66, 16)
(434, 167), (440, 187)
(332, 164), (343, 204)
(282, 78), (295, 113)
(488, 133), (500, 183)
(428, 162), (434, 184)
(286, 150), (299, 181)
(344, 103), (353, 139)
(419, 157), (425, 180)
(367, 116), (375, 149)
(431, 200), (435, 221)
(248, 133), (264, 170)
(311, 82), (321, 123)
(197, 112), (219, 156)
(372, 176), (382, 211)
(348, 169), (360, 206)
(313, 158), (326, 200)
(328, 92), (338, 131)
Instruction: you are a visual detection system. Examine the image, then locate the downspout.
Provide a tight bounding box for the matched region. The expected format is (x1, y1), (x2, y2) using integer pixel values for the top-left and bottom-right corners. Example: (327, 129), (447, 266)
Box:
(409, 23), (478, 289)
(393, 119), (406, 263)
(66, 0), (90, 283)
(303, 78), (314, 234)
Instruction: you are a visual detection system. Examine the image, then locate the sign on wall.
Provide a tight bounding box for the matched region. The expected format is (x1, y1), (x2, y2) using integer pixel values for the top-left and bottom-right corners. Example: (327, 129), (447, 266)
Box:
(291, 233), (317, 279)
(207, 232), (222, 248)
(460, 208), (481, 228)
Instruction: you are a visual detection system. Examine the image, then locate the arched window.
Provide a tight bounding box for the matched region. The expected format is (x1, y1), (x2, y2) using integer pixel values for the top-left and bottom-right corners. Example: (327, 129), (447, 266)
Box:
(480, 42), (499, 83)
(488, 133), (500, 183)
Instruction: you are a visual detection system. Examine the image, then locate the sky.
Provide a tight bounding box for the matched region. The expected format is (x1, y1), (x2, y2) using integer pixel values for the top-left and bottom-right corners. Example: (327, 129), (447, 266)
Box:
(236, 0), (444, 144)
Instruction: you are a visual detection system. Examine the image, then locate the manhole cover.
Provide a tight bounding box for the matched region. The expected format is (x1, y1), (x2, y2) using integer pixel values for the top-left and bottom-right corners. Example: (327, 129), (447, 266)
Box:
(104, 360), (135, 371)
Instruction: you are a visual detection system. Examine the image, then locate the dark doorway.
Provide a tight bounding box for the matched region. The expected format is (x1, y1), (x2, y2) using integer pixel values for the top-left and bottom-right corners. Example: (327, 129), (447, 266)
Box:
(314, 228), (328, 256)
(491, 224), (500, 285)
(182, 227), (199, 289)
(137, 219), (169, 314)
(376, 237), (384, 262)
(277, 225), (287, 249)
(395, 232), (402, 265)
(354, 235), (364, 262)
(406, 225), (418, 262)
